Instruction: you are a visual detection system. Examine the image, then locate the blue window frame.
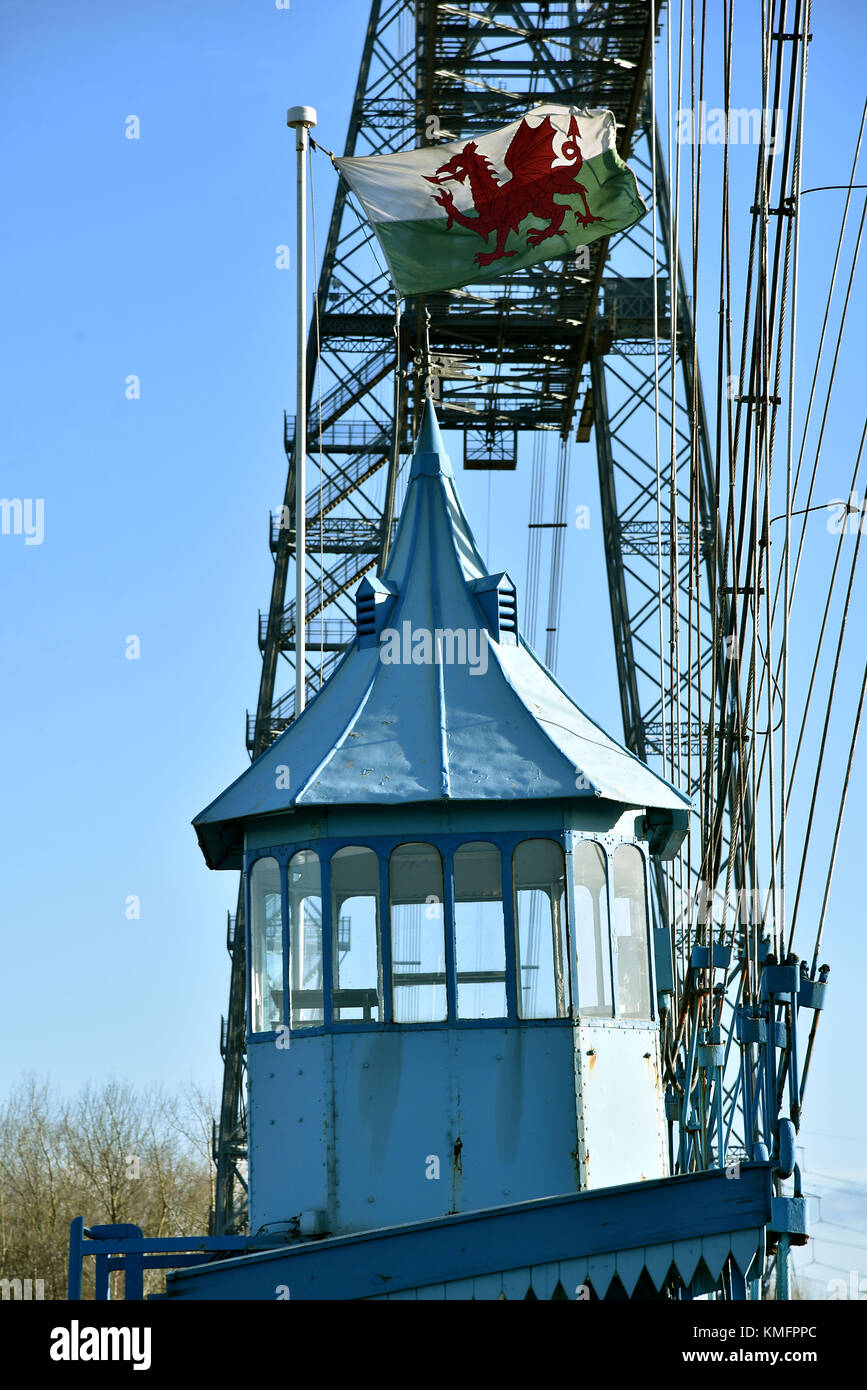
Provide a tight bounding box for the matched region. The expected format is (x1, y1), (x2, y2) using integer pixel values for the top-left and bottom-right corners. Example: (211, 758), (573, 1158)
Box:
(513, 839), (569, 1019)
(249, 856), (283, 1034)
(288, 849), (323, 1027)
(389, 843), (447, 1022)
(572, 840), (613, 1019)
(244, 831), (653, 1037)
(453, 841), (507, 1019)
(611, 844), (653, 1020)
(331, 846), (382, 1022)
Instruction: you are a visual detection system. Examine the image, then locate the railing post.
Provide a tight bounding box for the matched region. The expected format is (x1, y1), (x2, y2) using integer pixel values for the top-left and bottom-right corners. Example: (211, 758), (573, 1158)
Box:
(67, 1216), (84, 1300)
(94, 1254), (110, 1300)
(124, 1251), (144, 1301)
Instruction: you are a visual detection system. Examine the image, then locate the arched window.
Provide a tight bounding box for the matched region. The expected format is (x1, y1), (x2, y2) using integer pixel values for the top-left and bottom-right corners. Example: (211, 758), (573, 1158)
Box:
(250, 856), (283, 1033)
(513, 839), (569, 1019)
(573, 840), (613, 1018)
(331, 846), (382, 1022)
(612, 844), (652, 1019)
(389, 843), (447, 1022)
(288, 850), (323, 1027)
(453, 841), (506, 1019)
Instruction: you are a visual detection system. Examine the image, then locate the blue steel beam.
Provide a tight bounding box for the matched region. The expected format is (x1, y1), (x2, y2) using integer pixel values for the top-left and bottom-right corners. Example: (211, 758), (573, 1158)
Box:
(164, 1163), (773, 1301)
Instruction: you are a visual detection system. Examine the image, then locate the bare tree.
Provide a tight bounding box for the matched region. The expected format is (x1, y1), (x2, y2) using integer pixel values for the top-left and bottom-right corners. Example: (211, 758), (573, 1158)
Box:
(0, 1074), (215, 1299)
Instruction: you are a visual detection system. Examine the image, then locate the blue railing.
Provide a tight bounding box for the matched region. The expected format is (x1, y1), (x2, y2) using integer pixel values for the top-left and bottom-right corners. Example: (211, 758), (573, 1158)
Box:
(67, 1218), (251, 1300)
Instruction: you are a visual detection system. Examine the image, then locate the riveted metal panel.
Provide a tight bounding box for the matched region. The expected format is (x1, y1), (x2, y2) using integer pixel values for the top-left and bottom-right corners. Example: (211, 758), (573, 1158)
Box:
(248, 1035), (332, 1235)
(328, 1026), (577, 1233)
(249, 1024), (578, 1239)
(332, 1028), (454, 1233)
(574, 1023), (666, 1188)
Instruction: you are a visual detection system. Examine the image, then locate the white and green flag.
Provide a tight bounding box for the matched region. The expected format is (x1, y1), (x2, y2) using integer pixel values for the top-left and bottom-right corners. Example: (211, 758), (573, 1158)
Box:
(335, 104), (646, 297)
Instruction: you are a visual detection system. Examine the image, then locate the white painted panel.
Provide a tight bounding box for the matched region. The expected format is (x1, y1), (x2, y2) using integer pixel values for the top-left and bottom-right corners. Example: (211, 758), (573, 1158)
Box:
(574, 1023), (666, 1188)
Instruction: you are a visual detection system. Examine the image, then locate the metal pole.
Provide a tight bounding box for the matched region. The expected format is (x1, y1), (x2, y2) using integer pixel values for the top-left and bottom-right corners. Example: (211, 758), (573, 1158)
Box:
(776, 1233), (790, 1300)
(377, 292), (403, 574)
(286, 105), (317, 716)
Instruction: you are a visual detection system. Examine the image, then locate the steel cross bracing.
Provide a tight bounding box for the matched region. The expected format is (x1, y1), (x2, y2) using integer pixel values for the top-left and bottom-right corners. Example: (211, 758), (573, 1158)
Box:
(249, 0), (661, 757)
(212, 1), (752, 1236)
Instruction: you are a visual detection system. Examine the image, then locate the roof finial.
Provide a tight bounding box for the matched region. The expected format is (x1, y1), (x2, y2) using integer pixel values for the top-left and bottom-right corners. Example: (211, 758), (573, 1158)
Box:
(414, 393), (448, 465)
(422, 307), (434, 399)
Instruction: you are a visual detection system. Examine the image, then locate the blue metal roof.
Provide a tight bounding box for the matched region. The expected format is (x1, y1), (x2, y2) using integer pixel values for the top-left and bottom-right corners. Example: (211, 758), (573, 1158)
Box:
(194, 401), (691, 867)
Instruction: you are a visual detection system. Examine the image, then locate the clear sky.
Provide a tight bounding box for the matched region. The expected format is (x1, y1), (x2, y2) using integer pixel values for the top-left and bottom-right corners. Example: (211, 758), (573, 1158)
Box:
(1, 0), (865, 1274)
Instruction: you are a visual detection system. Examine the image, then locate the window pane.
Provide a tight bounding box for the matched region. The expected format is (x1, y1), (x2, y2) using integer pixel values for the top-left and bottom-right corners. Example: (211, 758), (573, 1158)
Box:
(390, 843), (447, 1022)
(513, 839), (568, 1019)
(613, 845), (652, 1019)
(250, 857), (283, 1033)
(331, 847), (382, 1022)
(289, 850), (323, 1028)
(454, 842), (506, 1019)
(573, 841), (613, 1018)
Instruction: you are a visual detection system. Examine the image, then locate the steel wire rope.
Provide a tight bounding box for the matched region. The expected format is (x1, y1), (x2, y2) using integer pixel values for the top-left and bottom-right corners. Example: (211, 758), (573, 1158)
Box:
(755, 0), (807, 953)
(778, 0), (806, 967)
(759, 0), (808, 960)
(668, 0), (688, 973)
(770, 438), (867, 851)
(701, 2), (801, 1158)
(707, 0), (768, 988)
(525, 436), (538, 644)
(652, 4), (689, 1028)
(747, 0), (775, 969)
(778, 182), (867, 610)
(807, 656), (866, 981)
(717, 0), (791, 980)
(758, 96), (867, 685)
(743, 101), (866, 900)
(711, 13), (767, 992)
(703, 0), (735, 941)
(686, 0), (708, 984)
(787, 419), (867, 955)
(544, 435), (570, 674)
(524, 430), (547, 649)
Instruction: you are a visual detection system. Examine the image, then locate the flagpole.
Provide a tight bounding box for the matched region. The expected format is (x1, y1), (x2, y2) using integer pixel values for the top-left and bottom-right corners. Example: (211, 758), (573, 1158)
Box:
(287, 104), (317, 717)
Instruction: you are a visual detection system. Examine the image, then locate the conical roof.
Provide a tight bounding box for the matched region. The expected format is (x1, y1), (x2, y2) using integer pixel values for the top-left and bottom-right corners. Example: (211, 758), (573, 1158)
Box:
(194, 400), (691, 868)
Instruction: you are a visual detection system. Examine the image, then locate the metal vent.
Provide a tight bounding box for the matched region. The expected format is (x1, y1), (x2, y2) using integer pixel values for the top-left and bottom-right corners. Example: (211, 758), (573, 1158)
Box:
(356, 590), (377, 640)
(498, 584), (517, 636)
(469, 572), (518, 645)
(355, 576), (398, 649)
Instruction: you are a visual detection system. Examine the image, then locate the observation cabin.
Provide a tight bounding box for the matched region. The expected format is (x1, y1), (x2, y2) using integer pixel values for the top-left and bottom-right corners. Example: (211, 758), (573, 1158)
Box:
(194, 401), (691, 1242)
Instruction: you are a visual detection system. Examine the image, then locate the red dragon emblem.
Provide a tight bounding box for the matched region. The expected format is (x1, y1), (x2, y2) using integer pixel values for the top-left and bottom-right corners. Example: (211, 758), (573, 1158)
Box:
(424, 113), (600, 267)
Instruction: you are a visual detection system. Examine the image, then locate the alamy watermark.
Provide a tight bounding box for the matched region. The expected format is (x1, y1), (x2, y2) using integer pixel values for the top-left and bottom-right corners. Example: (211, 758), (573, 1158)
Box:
(1, 1277), (45, 1299)
(676, 104), (783, 151)
(50, 1323), (151, 1370)
(827, 491), (867, 534)
(676, 880), (785, 930)
(827, 1270), (867, 1300)
(1, 498), (44, 546)
(379, 622), (489, 676)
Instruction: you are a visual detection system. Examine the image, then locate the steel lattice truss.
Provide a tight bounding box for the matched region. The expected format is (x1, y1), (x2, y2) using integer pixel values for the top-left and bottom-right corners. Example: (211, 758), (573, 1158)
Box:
(212, 0), (754, 1238)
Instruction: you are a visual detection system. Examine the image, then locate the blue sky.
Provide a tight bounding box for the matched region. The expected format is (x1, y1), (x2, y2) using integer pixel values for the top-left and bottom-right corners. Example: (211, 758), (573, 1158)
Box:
(1, 0), (864, 1280)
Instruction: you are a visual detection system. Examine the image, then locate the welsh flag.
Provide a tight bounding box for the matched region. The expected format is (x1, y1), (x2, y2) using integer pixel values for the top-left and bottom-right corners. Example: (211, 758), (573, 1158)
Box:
(335, 104), (646, 297)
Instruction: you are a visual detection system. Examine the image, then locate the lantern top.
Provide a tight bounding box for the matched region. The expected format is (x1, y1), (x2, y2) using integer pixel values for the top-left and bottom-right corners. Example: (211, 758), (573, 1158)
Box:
(194, 400), (690, 868)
